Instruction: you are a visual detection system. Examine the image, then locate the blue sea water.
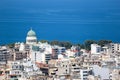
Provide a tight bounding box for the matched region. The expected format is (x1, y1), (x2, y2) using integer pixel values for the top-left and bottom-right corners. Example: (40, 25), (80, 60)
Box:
(0, 0), (120, 44)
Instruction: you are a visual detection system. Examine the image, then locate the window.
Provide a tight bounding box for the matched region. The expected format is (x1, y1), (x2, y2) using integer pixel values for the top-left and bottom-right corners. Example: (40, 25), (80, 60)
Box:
(0, 71), (3, 74)
(16, 66), (18, 69)
(19, 66), (21, 68)
(83, 71), (88, 73)
(83, 74), (88, 76)
(6, 71), (10, 74)
(83, 78), (87, 79)
(66, 69), (68, 73)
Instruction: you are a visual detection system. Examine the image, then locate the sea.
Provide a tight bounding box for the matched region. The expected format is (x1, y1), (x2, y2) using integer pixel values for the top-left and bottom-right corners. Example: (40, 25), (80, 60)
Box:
(0, 0), (120, 45)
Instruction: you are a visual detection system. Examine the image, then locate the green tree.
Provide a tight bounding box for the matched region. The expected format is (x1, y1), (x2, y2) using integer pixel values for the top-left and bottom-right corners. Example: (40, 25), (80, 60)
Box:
(98, 40), (112, 47)
(84, 40), (97, 51)
(76, 44), (85, 49)
(7, 43), (14, 48)
(60, 41), (72, 49)
(50, 41), (72, 49)
(50, 40), (60, 45)
(40, 40), (49, 43)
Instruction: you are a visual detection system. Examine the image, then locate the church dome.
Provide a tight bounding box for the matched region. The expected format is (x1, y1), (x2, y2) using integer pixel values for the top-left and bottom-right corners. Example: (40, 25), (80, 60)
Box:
(26, 28), (37, 45)
(27, 29), (36, 37)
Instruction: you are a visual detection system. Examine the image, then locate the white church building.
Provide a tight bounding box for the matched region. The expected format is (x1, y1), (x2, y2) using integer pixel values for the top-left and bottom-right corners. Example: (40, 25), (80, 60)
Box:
(26, 28), (37, 45)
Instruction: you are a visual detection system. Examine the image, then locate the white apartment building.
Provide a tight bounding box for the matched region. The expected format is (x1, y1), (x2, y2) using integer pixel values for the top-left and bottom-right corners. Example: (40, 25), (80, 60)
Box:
(91, 44), (102, 54)
(70, 60), (81, 79)
(66, 50), (76, 58)
(9, 61), (24, 80)
(109, 43), (120, 54)
(56, 59), (70, 76)
(0, 46), (10, 64)
(30, 50), (51, 64)
(111, 68), (120, 80)
(80, 69), (90, 80)
(91, 65), (110, 80)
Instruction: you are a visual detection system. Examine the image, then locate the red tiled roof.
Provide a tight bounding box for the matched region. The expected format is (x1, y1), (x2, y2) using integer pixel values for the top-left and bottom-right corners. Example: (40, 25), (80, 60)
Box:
(0, 74), (4, 76)
(9, 74), (17, 76)
(35, 62), (48, 68)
